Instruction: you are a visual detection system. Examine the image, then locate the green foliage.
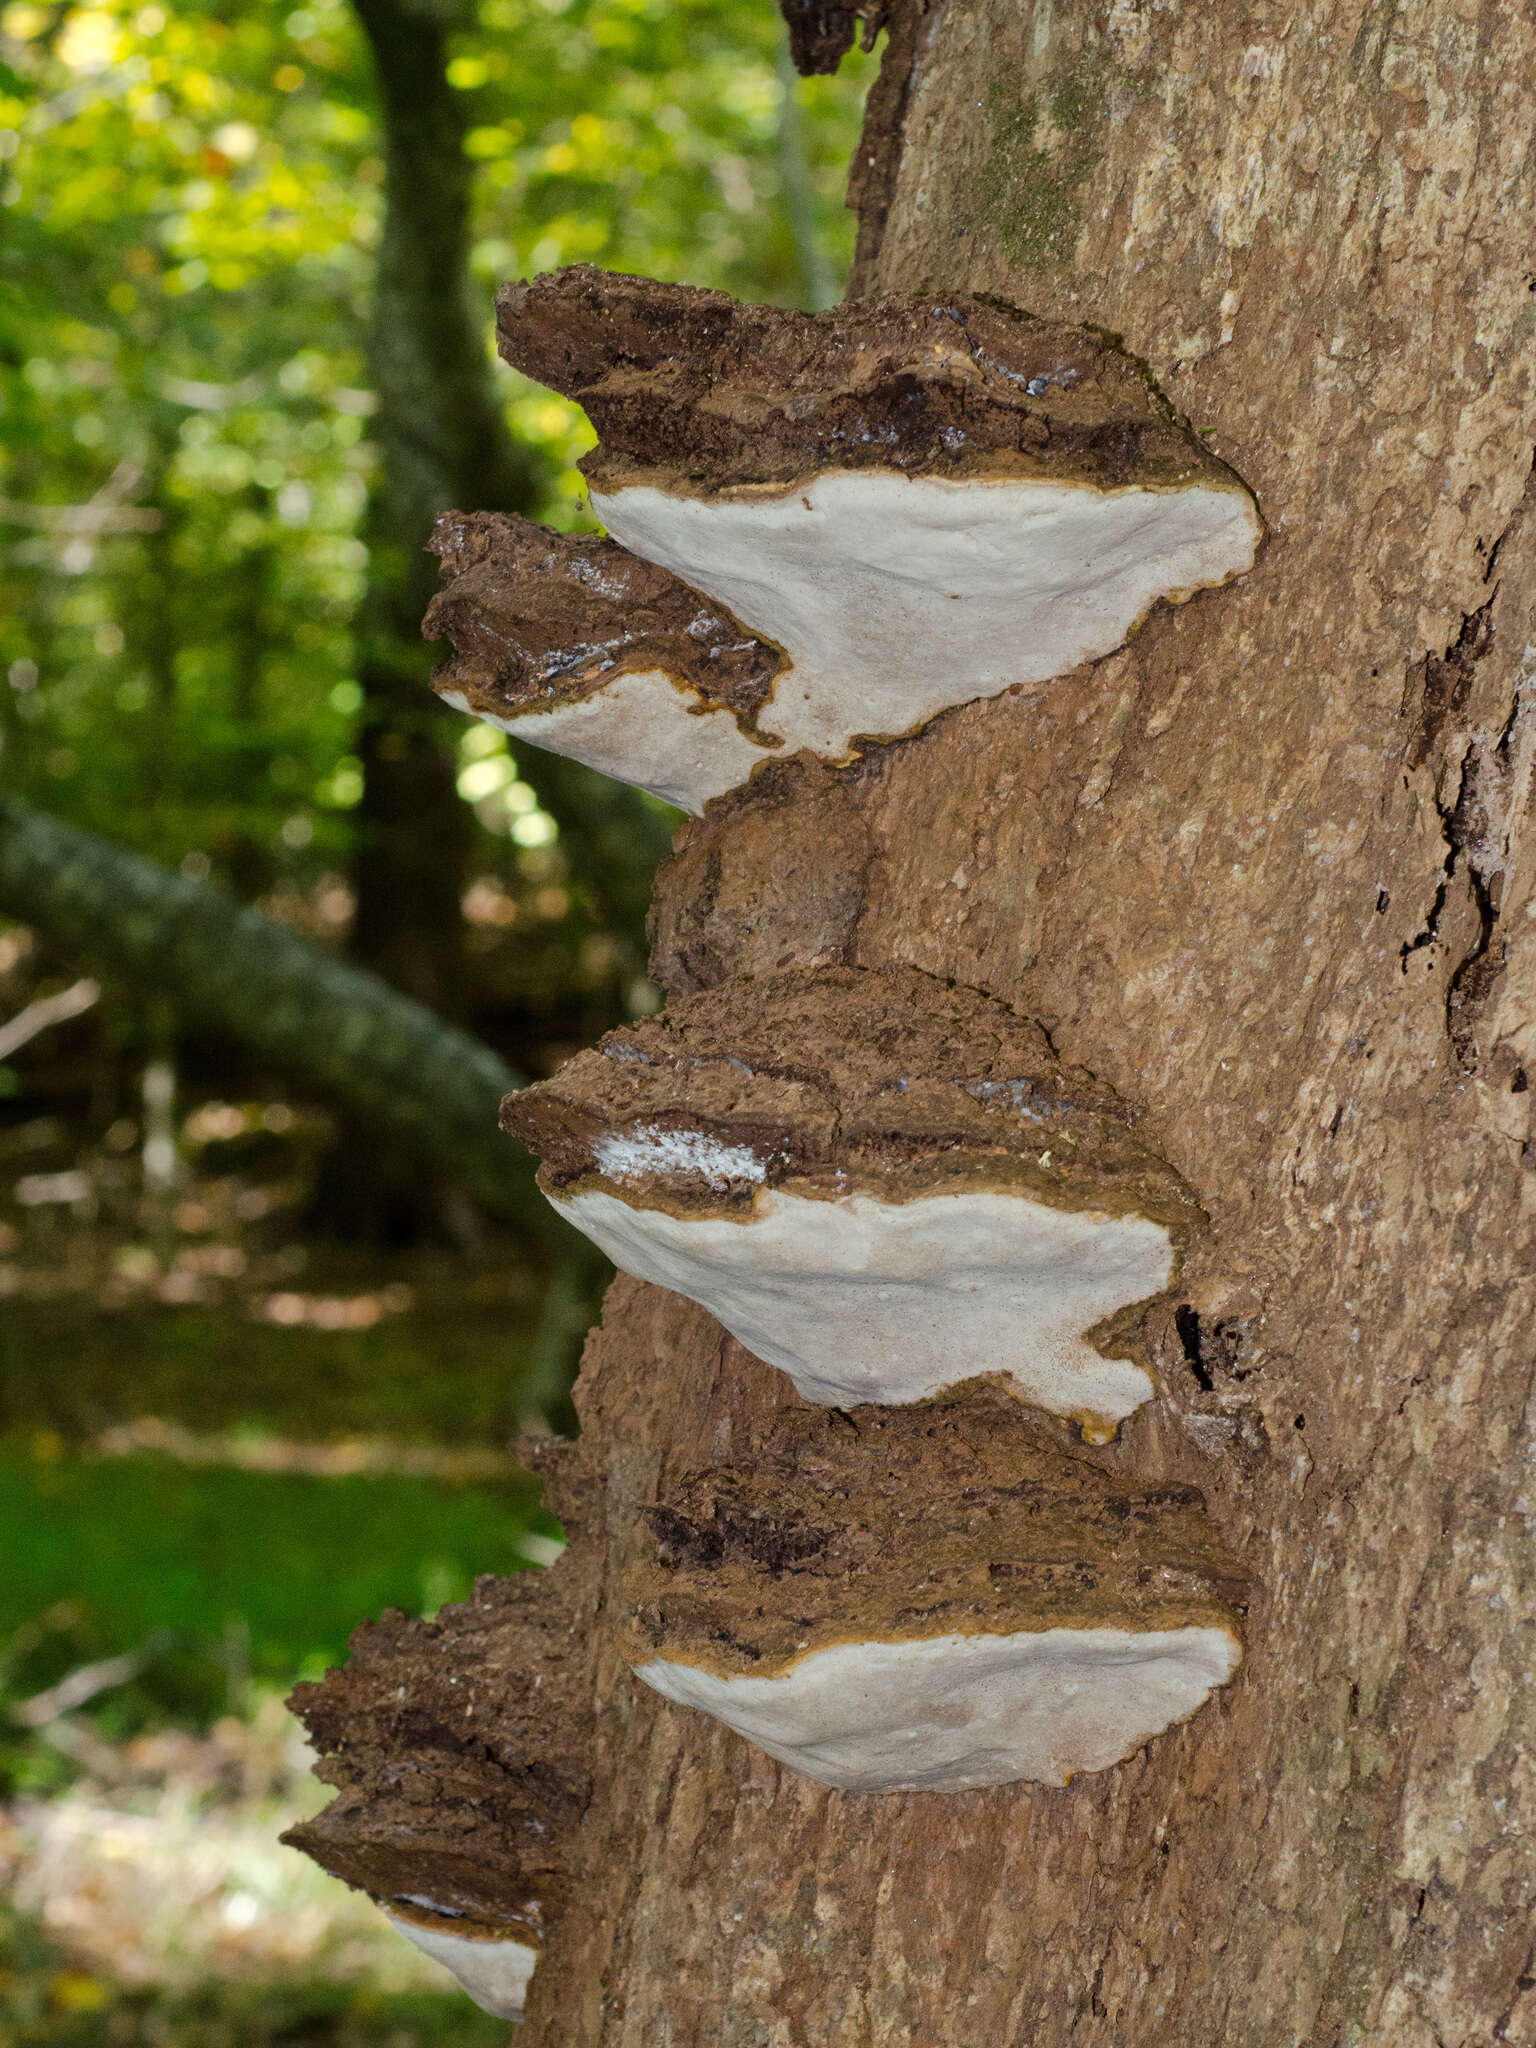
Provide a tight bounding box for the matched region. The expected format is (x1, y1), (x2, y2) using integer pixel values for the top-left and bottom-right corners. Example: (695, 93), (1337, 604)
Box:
(0, 1295), (539, 1446)
(0, 0), (872, 947)
(0, 1440), (545, 1744)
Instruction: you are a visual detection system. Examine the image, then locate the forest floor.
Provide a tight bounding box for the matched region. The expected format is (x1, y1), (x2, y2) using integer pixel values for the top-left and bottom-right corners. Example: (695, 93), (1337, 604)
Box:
(0, 1092), (562, 2044)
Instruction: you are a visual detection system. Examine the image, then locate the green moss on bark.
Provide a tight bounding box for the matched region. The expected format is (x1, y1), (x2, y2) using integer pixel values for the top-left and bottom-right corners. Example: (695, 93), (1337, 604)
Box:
(978, 61), (1107, 271)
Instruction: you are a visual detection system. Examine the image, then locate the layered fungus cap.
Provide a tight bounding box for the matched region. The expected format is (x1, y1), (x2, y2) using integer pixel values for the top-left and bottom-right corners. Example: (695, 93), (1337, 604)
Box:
(622, 1396), (1245, 1791)
(425, 512), (786, 814)
(502, 966), (1202, 1437)
(282, 1444), (597, 2021)
(481, 267), (1262, 795)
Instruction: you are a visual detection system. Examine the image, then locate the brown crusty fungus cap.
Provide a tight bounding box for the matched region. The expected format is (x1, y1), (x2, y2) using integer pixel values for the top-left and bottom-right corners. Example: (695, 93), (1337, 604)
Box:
(496, 266), (1240, 499)
(622, 1394), (1245, 1791)
(487, 267), (1261, 780)
(283, 1447), (597, 2019)
(424, 511), (788, 814)
(501, 966), (1203, 1437)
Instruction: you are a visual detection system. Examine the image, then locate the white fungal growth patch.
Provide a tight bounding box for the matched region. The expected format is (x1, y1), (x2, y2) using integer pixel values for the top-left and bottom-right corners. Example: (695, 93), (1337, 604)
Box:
(553, 1185), (1169, 1432)
(591, 1124), (767, 1191)
(437, 676), (773, 815)
(593, 471), (1261, 760)
(383, 1913), (539, 2020)
(634, 1624), (1242, 1791)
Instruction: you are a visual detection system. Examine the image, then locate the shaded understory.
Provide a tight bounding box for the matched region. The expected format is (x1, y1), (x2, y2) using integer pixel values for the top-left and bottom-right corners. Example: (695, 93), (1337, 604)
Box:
(0, 1099), (559, 2036)
(1, 1903), (512, 2047)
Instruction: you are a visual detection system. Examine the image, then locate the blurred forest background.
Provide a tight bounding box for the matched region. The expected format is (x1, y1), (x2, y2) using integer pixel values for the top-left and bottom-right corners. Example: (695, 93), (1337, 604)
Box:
(0, 1), (870, 2036)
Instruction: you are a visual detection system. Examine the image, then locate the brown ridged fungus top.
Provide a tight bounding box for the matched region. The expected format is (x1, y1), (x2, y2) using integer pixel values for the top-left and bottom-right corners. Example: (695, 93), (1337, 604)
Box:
(283, 1446), (597, 1944)
(495, 266), (1253, 501)
(501, 964), (1203, 1235)
(424, 511), (785, 726)
(620, 1393), (1247, 1679)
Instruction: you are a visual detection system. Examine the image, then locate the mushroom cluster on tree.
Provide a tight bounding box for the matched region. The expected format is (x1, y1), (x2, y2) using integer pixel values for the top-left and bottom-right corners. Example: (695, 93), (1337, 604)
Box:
(284, 1), (1536, 2031)
(286, 250), (1260, 2023)
(426, 268), (1260, 815)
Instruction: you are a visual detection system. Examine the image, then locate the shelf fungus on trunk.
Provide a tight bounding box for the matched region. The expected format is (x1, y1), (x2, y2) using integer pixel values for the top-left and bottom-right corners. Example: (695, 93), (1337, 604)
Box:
(501, 965), (1202, 1439)
(620, 1396), (1246, 1792)
(423, 511), (788, 814)
(282, 1446), (597, 2022)
(482, 264), (1260, 798)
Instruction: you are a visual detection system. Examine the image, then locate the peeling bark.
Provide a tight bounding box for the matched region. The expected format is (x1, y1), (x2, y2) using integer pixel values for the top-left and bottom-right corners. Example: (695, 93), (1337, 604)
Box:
(777, 0), (892, 79)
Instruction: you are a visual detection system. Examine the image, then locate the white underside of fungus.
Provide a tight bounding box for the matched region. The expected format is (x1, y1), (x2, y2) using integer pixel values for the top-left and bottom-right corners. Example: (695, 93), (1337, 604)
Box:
(384, 1912), (539, 2020)
(437, 677), (773, 815)
(634, 1624), (1242, 1792)
(553, 1184), (1171, 1436)
(593, 470), (1261, 762)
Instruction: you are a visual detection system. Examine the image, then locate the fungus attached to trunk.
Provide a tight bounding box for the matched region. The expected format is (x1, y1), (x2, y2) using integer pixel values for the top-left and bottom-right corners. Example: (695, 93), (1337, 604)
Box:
(383, 1907), (539, 2020)
(484, 266), (1260, 792)
(424, 512), (787, 814)
(502, 966), (1201, 1438)
(282, 1446), (596, 2022)
(621, 1396), (1245, 1791)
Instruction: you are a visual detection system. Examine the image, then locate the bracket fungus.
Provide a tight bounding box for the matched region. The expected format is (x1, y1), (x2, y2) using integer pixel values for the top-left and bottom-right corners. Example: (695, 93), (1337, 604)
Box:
(621, 1397), (1245, 1792)
(502, 965), (1202, 1439)
(424, 511), (786, 814)
(376, 1905), (538, 2021)
(282, 1449), (596, 2022)
(452, 265), (1262, 808)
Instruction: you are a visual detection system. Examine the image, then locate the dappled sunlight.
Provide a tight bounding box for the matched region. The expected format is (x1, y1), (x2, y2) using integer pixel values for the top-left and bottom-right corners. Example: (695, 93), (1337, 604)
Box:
(4, 1695), (439, 1995)
(0, 0), (874, 2029)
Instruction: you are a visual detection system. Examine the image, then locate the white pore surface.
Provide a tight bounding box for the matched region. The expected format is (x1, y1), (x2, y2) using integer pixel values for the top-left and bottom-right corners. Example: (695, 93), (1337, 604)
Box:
(438, 677), (772, 815)
(554, 1185), (1169, 1430)
(384, 1913), (538, 2020)
(635, 1625), (1241, 1791)
(593, 472), (1260, 758)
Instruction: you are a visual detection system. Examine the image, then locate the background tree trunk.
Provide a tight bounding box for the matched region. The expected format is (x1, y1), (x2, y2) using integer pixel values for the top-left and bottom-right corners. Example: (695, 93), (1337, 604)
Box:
(522, 3), (1536, 2042)
(331, 0), (675, 1237)
(348, 0), (541, 1020)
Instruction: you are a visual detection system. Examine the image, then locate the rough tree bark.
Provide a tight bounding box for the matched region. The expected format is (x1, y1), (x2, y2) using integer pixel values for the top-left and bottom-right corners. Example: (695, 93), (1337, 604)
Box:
(511, 5), (1536, 2043)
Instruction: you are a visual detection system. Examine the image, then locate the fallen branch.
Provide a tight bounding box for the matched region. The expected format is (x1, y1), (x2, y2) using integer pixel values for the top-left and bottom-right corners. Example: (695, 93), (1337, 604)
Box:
(0, 976), (100, 1060)
(0, 794), (560, 1239)
(11, 1628), (176, 1728)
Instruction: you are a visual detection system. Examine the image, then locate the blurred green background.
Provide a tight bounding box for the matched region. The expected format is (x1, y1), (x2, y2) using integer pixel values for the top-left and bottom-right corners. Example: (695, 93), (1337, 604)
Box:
(0, 1), (871, 2035)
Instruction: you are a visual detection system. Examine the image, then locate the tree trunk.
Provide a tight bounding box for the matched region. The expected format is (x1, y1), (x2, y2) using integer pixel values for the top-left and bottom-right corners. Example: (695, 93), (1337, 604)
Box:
(521, 5), (1536, 2042)
(348, 0), (541, 1022)
(320, 0), (539, 1237)
(333, 0), (673, 1233)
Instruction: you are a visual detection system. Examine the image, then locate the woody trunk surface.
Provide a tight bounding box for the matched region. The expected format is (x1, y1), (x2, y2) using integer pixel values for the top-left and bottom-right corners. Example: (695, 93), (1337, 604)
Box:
(519, 5), (1536, 2044)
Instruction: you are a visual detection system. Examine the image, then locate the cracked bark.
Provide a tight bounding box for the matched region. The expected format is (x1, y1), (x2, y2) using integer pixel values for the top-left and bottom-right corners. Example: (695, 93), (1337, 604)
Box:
(498, 5), (1536, 2042)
